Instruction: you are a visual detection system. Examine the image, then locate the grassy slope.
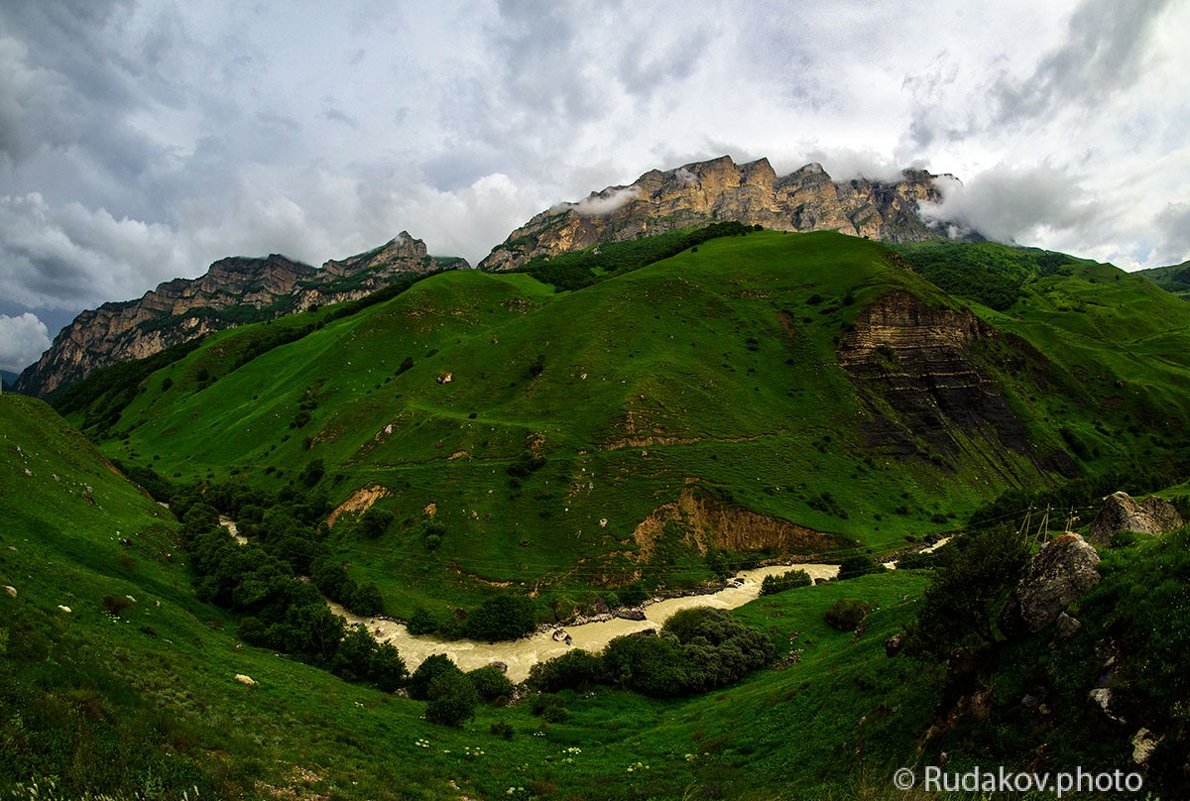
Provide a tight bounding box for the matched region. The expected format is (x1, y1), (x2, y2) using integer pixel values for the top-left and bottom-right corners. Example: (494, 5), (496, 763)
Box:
(2, 392), (946, 800)
(898, 241), (1190, 467)
(1136, 260), (1190, 300)
(80, 232), (1190, 619)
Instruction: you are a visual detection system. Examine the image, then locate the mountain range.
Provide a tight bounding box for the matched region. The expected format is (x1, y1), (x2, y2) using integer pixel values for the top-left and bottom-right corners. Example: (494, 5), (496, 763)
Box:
(18, 156), (976, 398)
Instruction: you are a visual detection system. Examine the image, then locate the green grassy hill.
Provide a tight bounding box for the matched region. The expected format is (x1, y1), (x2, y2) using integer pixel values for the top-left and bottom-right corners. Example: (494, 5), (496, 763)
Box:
(55, 231), (1190, 620)
(0, 391), (950, 800)
(1136, 260), (1190, 300)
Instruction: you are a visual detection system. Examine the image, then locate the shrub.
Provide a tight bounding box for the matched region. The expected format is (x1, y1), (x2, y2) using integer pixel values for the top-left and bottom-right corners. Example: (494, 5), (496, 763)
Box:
(838, 554), (881, 581)
(425, 671), (478, 728)
(358, 509), (393, 539)
(298, 458), (324, 487)
(407, 607), (439, 636)
(528, 649), (606, 693)
(759, 570), (812, 596)
(369, 642), (408, 692)
(102, 595), (134, 617)
(898, 550), (939, 570)
(464, 596), (537, 642)
(824, 599), (871, 632)
(311, 557), (351, 601)
(910, 527), (1029, 656)
(407, 654), (462, 701)
(348, 582), (384, 617)
(468, 667), (514, 705)
(530, 693), (570, 722)
(617, 584), (648, 608)
(332, 625), (379, 682)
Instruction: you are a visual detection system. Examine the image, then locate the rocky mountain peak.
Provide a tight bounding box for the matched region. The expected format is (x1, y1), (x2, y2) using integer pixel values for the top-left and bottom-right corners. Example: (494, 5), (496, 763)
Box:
(15, 233), (467, 397)
(479, 154), (971, 271)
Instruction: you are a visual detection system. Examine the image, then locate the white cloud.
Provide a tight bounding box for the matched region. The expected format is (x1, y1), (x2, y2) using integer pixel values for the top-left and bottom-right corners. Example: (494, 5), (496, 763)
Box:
(0, 312), (51, 373)
(575, 185), (642, 217)
(1152, 202), (1190, 266)
(919, 167), (1100, 245)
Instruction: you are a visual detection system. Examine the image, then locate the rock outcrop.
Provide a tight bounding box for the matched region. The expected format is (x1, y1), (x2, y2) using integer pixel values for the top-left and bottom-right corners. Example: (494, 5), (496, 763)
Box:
(16, 233), (467, 396)
(479, 155), (970, 271)
(1086, 491), (1184, 545)
(836, 290), (1058, 471)
(1000, 533), (1101, 635)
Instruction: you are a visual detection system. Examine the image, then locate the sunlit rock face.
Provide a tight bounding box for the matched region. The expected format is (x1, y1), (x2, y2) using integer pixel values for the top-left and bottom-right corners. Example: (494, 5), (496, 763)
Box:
(16, 234), (468, 396)
(479, 155), (968, 271)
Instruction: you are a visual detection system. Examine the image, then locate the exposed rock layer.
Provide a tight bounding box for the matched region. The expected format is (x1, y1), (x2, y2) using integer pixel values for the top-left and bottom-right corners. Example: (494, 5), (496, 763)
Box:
(480, 155), (967, 271)
(16, 233), (467, 396)
(632, 486), (842, 559)
(836, 290), (1039, 465)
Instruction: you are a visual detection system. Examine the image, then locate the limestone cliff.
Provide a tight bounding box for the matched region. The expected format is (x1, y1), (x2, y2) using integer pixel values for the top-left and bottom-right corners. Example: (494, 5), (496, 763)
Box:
(480, 155), (968, 271)
(16, 234), (467, 396)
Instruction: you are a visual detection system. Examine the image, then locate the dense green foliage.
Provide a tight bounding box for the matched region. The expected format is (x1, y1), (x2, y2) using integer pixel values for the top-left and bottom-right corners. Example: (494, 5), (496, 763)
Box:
(893, 240), (1080, 310)
(404, 654), (457, 699)
(529, 606), (774, 698)
(837, 554), (882, 581)
(759, 568), (812, 595)
(823, 598), (871, 632)
(463, 596), (538, 642)
(910, 527), (1029, 655)
(425, 670), (479, 727)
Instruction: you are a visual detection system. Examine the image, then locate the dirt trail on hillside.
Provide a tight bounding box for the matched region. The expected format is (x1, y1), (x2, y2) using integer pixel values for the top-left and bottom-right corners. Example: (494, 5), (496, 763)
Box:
(329, 562), (839, 683)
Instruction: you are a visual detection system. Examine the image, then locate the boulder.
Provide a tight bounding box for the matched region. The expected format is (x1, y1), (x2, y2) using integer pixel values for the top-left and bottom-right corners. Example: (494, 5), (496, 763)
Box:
(1055, 612), (1082, 639)
(1001, 533), (1100, 635)
(3, 585), (15, 598)
(885, 633), (904, 657)
(487, 661), (509, 674)
(1131, 728), (1161, 767)
(1087, 491), (1183, 545)
(616, 608), (647, 621)
(1089, 688), (1123, 724)
(234, 674), (258, 687)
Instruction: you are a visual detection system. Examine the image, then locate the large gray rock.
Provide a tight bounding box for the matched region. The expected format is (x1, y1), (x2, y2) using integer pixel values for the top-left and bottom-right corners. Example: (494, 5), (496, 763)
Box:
(1087, 491), (1183, 545)
(1001, 533), (1101, 635)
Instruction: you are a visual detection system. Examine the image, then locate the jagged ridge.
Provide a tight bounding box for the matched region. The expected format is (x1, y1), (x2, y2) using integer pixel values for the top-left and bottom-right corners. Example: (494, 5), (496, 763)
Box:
(480, 155), (971, 271)
(16, 233), (468, 396)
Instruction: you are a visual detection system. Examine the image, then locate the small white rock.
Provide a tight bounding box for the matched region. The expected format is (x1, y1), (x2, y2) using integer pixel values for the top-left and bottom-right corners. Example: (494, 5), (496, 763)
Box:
(57, 605), (72, 613)
(3, 585), (16, 598)
(235, 673), (257, 686)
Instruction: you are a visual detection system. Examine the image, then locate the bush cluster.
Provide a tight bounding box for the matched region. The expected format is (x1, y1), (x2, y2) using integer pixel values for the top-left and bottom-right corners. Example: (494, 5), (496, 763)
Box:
(759, 569), (812, 596)
(528, 606), (772, 698)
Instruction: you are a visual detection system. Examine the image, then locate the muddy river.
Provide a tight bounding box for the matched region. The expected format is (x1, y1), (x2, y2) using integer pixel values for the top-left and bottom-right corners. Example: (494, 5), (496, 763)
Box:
(329, 562), (839, 683)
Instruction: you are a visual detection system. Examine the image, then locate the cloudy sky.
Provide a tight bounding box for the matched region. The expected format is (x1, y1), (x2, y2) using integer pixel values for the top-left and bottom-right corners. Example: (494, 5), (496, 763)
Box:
(1, 0), (1188, 372)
